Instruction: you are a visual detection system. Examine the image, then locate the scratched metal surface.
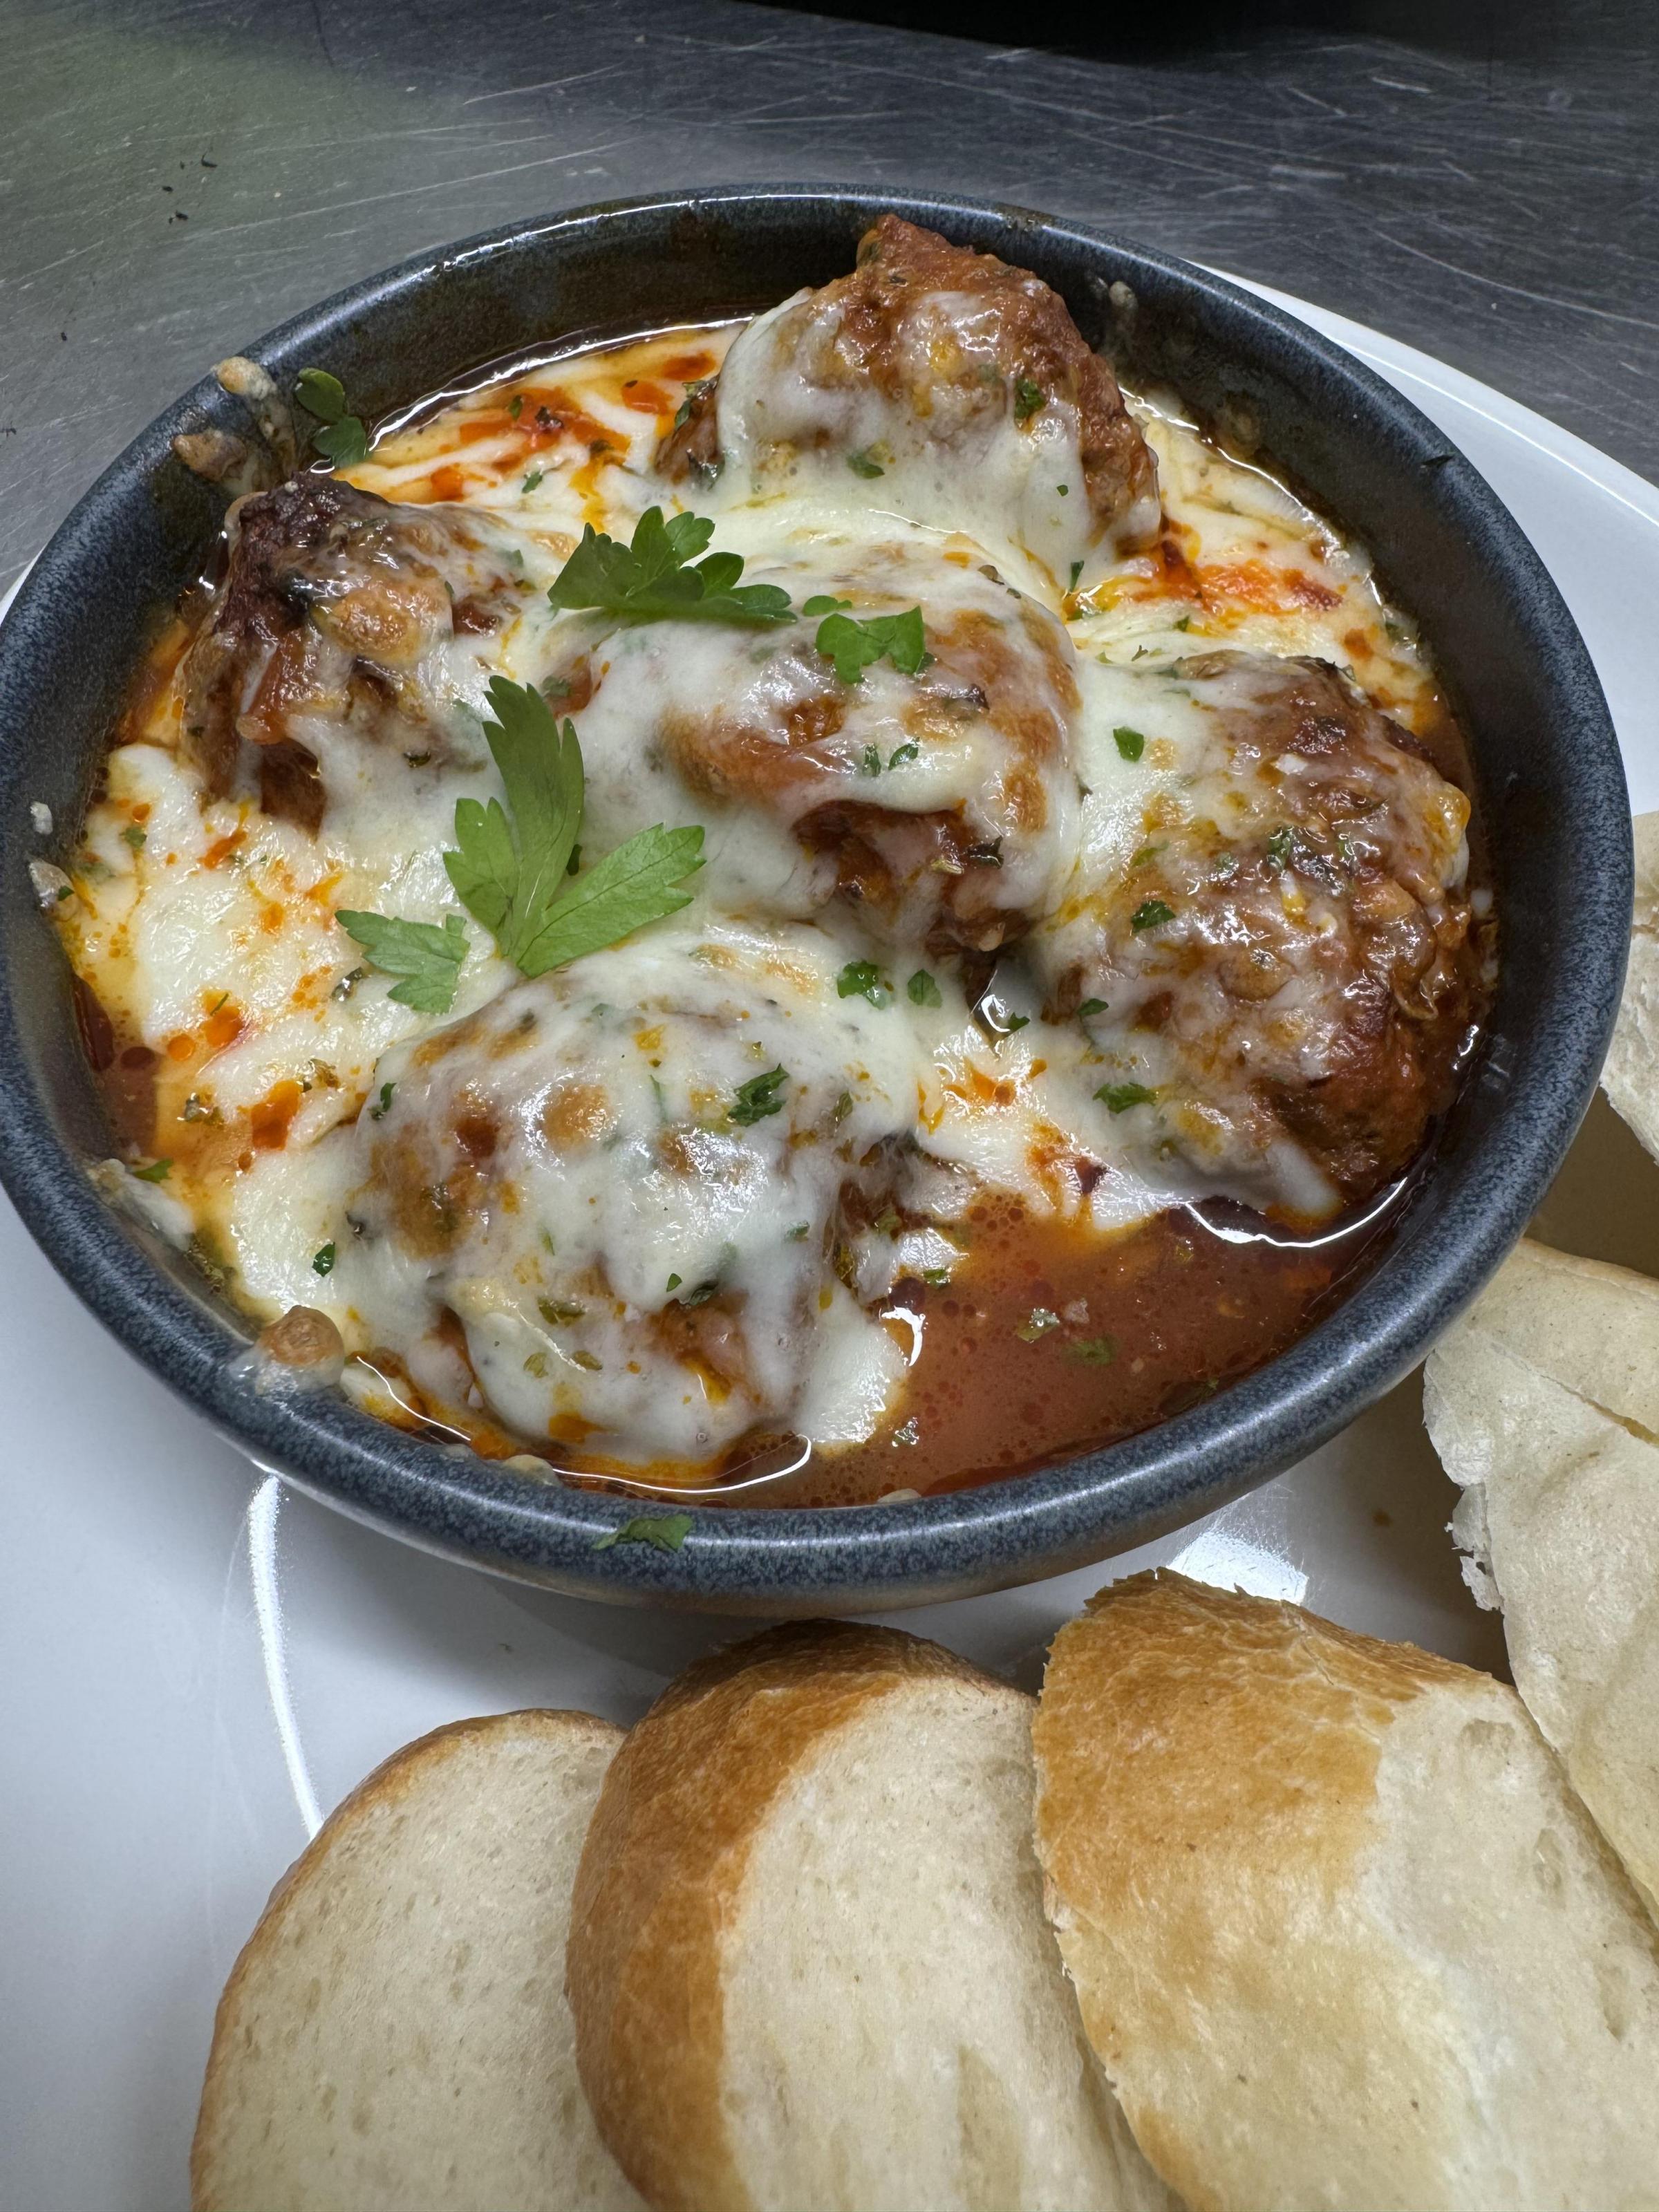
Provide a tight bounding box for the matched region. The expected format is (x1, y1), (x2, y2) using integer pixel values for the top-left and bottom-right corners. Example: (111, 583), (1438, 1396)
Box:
(1, 0), (1654, 592)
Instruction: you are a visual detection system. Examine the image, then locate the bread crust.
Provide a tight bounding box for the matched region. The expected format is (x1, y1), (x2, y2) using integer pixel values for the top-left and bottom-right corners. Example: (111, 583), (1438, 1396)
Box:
(1033, 1571), (1659, 2212)
(192, 1707), (624, 2212)
(565, 1622), (997, 2212)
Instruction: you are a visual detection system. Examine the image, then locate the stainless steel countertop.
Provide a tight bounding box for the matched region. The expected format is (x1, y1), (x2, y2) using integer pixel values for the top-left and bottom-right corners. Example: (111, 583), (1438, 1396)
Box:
(2, 0), (1654, 592)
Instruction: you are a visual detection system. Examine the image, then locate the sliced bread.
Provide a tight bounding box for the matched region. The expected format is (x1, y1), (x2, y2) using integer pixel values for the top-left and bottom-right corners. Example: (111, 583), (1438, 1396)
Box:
(1033, 1572), (1659, 2212)
(1425, 1235), (1659, 1915)
(192, 1709), (646, 2212)
(567, 1620), (1176, 2212)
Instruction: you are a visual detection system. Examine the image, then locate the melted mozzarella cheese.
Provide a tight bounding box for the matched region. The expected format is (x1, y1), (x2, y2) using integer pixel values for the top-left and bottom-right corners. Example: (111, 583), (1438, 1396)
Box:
(328, 921), (926, 1463)
(705, 292), (1150, 599)
(62, 320), (1468, 1476)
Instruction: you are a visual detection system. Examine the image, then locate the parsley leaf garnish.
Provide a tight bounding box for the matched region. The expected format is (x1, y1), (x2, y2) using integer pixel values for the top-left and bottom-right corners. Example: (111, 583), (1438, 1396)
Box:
(837, 959), (892, 1007)
(294, 367), (370, 468)
(132, 1158), (171, 1183)
(907, 970), (942, 1007)
(547, 507), (794, 627)
(803, 594), (851, 617)
(816, 606), (930, 687)
(1078, 997), (1108, 1018)
(847, 449), (885, 478)
(1113, 725), (1146, 761)
(312, 1242), (337, 1276)
(335, 910), (469, 1014)
(729, 1066), (789, 1125)
(1097, 1081), (1157, 1114)
(1265, 825), (1295, 872)
(1069, 1335), (1118, 1365)
(1132, 899), (1175, 932)
(1013, 377), (1045, 422)
(592, 1512), (694, 1552)
(445, 678), (704, 978)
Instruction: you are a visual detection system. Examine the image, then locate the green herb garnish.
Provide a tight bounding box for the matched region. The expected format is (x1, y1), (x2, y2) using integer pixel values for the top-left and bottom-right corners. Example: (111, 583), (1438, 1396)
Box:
(1113, 726), (1146, 762)
(803, 594), (852, 617)
(132, 1158), (171, 1183)
(847, 449), (885, 478)
(1069, 560), (1084, 590)
(547, 507), (794, 627)
(1174, 614), (1192, 632)
(837, 960), (891, 1007)
(369, 1081), (395, 1120)
(887, 742), (919, 769)
(521, 467), (543, 494)
(786, 1222), (810, 1241)
(508, 395), (523, 422)
(592, 1512), (694, 1553)
(921, 1267), (950, 1288)
(907, 970), (942, 1008)
(816, 606), (930, 688)
(1069, 1335), (1118, 1365)
(122, 823), (147, 850)
(1097, 1081), (1156, 1114)
(444, 677), (704, 978)
(1131, 899), (1174, 932)
(1013, 377), (1044, 421)
(861, 744), (883, 776)
(1265, 826), (1295, 872)
(538, 1297), (586, 1324)
(729, 1065), (789, 1125)
(1078, 997), (1108, 1018)
(335, 910), (469, 1015)
(294, 367), (370, 468)
(312, 1242), (336, 1276)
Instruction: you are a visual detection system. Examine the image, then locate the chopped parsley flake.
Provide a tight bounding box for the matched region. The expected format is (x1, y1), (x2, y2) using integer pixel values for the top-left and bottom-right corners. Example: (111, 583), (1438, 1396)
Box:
(592, 1512), (693, 1552)
(1131, 899), (1175, 932)
(1078, 997), (1108, 1019)
(803, 593), (851, 617)
(907, 969), (942, 1008)
(1013, 377), (1044, 421)
(786, 1222), (811, 1241)
(1113, 725), (1146, 762)
(294, 367), (370, 469)
(922, 1266), (950, 1288)
(847, 448), (885, 478)
(666, 1273), (682, 1292)
(122, 823), (147, 850)
(836, 960), (891, 1007)
(538, 1297), (586, 1324)
(312, 1242), (336, 1276)
(1069, 1335), (1118, 1365)
(508, 395), (523, 421)
(887, 742), (919, 769)
(1097, 1081), (1157, 1114)
(521, 467), (543, 493)
(816, 606), (930, 687)
(861, 744), (883, 776)
(368, 1081), (395, 1120)
(729, 1065), (789, 1124)
(1266, 825), (1295, 872)
(132, 1158), (171, 1183)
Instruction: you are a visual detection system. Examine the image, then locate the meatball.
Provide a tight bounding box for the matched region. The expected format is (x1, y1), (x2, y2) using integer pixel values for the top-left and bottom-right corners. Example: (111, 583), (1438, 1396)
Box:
(659, 215), (1160, 589)
(182, 477), (530, 830)
(559, 538), (1082, 956)
(334, 922), (948, 1472)
(1036, 651), (1481, 1215)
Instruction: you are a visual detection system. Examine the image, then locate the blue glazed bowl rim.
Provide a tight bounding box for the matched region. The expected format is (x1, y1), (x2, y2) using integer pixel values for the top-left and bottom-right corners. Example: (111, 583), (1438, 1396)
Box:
(0, 184), (1629, 1609)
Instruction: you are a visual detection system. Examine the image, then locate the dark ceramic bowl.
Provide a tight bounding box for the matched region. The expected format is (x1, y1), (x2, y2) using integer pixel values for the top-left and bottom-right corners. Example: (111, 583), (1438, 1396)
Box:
(0, 187), (1629, 1612)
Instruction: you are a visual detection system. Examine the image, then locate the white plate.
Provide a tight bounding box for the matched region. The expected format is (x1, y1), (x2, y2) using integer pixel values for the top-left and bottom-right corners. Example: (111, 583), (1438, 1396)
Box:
(3, 284), (1658, 2210)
